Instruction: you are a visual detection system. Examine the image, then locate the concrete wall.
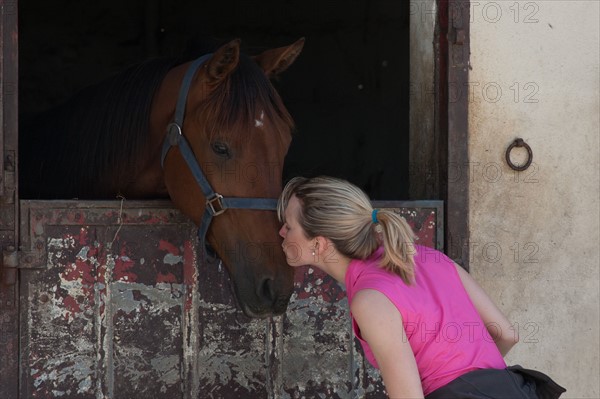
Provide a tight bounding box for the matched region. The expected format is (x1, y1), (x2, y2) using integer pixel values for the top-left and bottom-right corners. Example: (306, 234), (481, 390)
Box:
(468, 1), (599, 397)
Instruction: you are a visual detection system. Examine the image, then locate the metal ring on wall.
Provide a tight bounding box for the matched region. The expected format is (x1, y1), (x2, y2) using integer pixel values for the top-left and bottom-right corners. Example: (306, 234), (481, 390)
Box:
(505, 138), (533, 171)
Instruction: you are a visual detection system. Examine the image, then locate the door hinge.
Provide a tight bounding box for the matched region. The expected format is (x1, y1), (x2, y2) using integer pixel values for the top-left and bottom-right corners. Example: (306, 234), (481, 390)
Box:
(2, 247), (45, 285)
(1, 246), (18, 285)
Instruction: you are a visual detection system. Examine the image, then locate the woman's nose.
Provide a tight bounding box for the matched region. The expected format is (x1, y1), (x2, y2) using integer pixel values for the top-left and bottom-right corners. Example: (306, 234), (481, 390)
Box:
(278, 225), (286, 238)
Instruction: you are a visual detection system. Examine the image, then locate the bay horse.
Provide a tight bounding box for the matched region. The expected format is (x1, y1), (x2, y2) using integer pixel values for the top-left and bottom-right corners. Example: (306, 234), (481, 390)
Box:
(19, 38), (305, 318)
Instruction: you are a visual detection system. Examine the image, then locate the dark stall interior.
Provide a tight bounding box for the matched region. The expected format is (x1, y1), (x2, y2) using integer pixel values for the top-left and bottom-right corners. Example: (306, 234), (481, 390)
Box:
(19, 0), (411, 200)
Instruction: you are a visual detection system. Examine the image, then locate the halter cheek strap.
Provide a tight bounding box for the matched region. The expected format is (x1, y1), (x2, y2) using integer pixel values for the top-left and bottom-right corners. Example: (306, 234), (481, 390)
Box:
(160, 54), (278, 254)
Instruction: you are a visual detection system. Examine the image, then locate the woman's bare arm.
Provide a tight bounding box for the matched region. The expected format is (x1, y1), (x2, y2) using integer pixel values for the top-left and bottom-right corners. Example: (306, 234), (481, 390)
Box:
(351, 289), (424, 398)
(454, 263), (519, 356)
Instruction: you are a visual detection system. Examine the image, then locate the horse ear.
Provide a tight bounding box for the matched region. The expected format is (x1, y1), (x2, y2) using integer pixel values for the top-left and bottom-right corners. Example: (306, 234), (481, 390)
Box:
(253, 37), (305, 77)
(205, 39), (241, 85)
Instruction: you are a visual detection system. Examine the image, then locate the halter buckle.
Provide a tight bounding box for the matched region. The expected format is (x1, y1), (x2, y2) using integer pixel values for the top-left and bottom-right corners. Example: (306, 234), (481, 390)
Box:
(206, 193), (226, 216)
(167, 123), (183, 146)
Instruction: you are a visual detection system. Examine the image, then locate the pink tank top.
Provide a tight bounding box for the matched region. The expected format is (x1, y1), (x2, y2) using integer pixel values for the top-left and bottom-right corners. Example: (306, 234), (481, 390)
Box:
(345, 245), (506, 395)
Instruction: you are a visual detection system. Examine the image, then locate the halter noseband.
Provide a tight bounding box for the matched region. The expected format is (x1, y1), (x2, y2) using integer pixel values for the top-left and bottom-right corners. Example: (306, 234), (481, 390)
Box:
(160, 54), (278, 252)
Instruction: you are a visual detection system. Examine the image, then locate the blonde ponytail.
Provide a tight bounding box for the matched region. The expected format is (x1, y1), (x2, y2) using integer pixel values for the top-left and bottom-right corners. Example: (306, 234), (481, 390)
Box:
(374, 209), (416, 285)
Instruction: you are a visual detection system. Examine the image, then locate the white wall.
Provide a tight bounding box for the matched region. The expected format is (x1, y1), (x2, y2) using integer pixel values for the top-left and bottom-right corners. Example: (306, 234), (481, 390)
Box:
(468, 1), (599, 397)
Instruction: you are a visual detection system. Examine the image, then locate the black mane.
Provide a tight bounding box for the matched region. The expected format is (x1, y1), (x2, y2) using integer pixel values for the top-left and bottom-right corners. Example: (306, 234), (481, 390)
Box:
(20, 57), (179, 199)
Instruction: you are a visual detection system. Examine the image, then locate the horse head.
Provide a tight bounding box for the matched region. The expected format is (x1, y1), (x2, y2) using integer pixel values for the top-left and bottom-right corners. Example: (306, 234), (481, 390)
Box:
(156, 38), (304, 317)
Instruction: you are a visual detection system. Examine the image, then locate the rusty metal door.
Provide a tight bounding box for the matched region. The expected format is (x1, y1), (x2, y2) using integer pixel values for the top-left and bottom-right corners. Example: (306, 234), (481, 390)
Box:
(16, 199), (442, 399)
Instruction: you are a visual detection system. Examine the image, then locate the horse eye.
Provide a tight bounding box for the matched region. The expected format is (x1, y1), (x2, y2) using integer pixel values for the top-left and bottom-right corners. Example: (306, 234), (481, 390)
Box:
(211, 141), (231, 158)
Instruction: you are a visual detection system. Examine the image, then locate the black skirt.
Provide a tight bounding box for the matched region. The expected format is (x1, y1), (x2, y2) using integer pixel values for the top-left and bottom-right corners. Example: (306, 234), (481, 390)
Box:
(425, 365), (566, 399)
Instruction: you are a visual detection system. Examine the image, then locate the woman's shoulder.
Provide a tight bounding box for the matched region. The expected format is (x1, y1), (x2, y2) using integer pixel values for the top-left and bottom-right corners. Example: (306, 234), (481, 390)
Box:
(412, 245), (464, 292)
(350, 261), (406, 297)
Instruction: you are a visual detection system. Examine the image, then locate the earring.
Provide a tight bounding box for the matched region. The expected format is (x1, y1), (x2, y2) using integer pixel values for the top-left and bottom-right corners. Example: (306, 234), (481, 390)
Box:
(312, 250), (316, 256)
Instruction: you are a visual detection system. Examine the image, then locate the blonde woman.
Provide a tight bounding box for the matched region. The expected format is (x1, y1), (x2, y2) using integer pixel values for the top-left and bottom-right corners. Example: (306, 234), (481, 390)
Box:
(277, 176), (564, 399)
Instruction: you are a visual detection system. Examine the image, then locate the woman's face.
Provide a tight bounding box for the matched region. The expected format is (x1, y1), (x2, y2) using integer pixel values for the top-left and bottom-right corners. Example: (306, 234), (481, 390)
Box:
(278, 195), (315, 267)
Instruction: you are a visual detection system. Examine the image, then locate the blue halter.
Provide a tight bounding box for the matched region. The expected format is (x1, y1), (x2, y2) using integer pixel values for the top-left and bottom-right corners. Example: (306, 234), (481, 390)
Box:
(160, 54), (278, 253)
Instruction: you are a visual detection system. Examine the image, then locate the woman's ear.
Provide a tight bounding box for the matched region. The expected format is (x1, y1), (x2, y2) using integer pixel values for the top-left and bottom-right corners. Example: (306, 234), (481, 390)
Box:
(314, 236), (339, 261)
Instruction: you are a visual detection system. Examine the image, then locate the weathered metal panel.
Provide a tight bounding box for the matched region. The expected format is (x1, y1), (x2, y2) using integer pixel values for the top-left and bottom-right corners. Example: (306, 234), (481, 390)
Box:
(19, 200), (197, 398)
(283, 266), (353, 398)
(193, 256), (273, 399)
(0, 0), (19, 397)
(18, 199), (442, 399)
(18, 200), (278, 399)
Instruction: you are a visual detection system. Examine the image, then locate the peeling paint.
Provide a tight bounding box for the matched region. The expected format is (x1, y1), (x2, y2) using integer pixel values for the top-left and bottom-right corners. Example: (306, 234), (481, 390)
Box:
(163, 253), (183, 265)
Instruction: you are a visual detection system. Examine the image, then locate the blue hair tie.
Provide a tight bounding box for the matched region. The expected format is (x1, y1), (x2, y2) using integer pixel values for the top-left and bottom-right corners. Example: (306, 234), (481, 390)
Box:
(371, 209), (379, 224)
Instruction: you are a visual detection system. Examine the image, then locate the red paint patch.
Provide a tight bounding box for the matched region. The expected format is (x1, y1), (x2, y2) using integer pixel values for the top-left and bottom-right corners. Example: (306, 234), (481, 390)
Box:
(62, 295), (81, 318)
(61, 259), (96, 298)
(112, 244), (137, 282)
(73, 259), (95, 286)
(156, 272), (178, 284)
(114, 254), (137, 282)
(159, 240), (180, 255)
(78, 228), (89, 245)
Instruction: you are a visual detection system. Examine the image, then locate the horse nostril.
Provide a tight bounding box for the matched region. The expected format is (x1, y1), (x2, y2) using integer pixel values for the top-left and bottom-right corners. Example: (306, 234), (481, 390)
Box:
(259, 278), (277, 304)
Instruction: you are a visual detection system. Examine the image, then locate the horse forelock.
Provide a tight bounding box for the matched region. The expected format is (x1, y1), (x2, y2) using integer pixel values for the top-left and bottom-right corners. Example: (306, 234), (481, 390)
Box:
(198, 55), (294, 147)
